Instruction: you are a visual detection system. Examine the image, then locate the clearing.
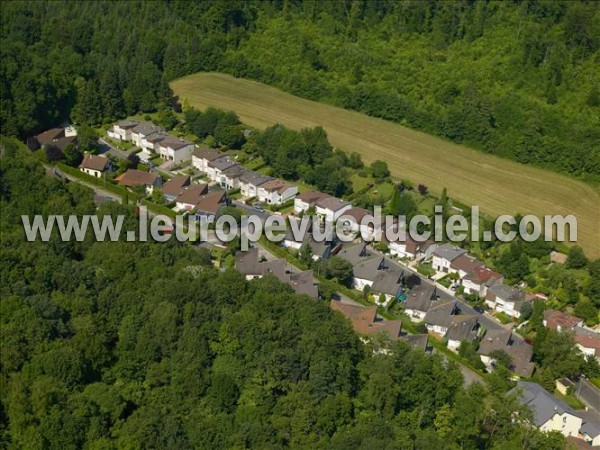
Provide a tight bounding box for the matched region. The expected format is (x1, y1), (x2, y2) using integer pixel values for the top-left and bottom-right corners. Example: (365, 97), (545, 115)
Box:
(172, 72), (600, 257)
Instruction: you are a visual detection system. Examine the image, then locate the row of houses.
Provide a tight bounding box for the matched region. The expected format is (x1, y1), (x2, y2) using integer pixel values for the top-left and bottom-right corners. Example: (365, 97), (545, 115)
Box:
(107, 120), (195, 164)
(192, 148), (299, 205)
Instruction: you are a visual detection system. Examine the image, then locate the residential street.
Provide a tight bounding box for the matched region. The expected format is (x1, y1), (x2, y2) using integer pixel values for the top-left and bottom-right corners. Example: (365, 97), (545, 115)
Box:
(575, 379), (600, 413)
(98, 137), (129, 160)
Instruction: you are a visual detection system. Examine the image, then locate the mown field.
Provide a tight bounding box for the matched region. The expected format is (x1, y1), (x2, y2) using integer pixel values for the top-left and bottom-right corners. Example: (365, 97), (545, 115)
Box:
(172, 73), (600, 257)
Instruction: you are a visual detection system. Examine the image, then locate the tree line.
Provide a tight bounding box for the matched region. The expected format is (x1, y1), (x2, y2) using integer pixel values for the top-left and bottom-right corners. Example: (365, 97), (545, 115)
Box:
(0, 137), (566, 449)
(1, 1), (598, 180)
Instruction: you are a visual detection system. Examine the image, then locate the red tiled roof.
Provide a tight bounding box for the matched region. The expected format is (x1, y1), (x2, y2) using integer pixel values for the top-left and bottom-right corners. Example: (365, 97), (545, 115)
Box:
(36, 128), (65, 145)
(296, 190), (331, 203)
(115, 169), (159, 187)
(543, 310), (583, 331)
(195, 190), (226, 214)
(330, 300), (402, 339)
(451, 254), (484, 273)
(260, 179), (294, 194)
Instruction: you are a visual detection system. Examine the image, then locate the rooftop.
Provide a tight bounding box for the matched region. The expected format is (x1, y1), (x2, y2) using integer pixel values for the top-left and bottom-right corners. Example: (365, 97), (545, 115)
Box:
(115, 169), (159, 187)
(260, 178), (295, 194)
(79, 154), (109, 172)
(423, 300), (457, 328)
(162, 176), (191, 197)
(405, 284), (436, 312)
(433, 244), (467, 262)
(510, 381), (575, 427)
(543, 309), (583, 331)
(330, 300), (402, 340)
(195, 190), (226, 214)
(175, 183), (209, 205)
(316, 196), (350, 212)
(192, 147), (223, 161)
(296, 190), (331, 204)
(446, 315), (479, 342)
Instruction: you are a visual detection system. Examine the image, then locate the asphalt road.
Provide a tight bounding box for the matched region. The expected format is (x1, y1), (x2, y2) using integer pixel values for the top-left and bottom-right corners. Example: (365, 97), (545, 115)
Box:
(575, 379), (600, 413)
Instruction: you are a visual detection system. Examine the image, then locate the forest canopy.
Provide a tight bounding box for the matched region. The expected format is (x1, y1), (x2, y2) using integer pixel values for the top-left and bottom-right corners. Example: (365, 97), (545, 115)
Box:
(1, 0), (599, 180)
(0, 138), (567, 448)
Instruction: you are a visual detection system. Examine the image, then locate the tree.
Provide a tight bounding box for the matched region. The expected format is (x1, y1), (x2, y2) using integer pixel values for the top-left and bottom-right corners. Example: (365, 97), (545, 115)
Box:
(370, 160), (389, 181)
(45, 144), (63, 162)
(324, 256), (354, 287)
(574, 299), (598, 326)
(298, 241), (313, 267)
(77, 125), (99, 153)
(520, 301), (533, 321)
(489, 350), (512, 369)
(417, 184), (428, 196)
(63, 144), (83, 167)
(536, 330), (584, 379)
(566, 245), (588, 269)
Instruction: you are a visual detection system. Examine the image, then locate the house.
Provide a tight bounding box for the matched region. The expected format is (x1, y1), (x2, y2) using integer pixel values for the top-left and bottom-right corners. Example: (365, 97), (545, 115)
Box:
(288, 270), (319, 299)
(192, 148), (224, 172)
(221, 164), (247, 190)
(335, 243), (376, 266)
(543, 310), (584, 332)
(577, 410), (600, 447)
(339, 207), (379, 240)
(206, 155), (236, 184)
(330, 300), (402, 341)
(389, 235), (434, 260)
(509, 381), (583, 438)
(404, 284), (437, 322)
(450, 254), (484, 279)
(156, 137), (194, 164)
(283, 230), (334, 261)
(485, 282), (526, 319)
(238, 170), (272, 199)
(370, 267), (405, 306)
(79, 154), (110, 178)
(294, 190), (331, 214)
(401, 334), (429, 352)
(431, 244), (467, 274)
(315, 197), (352, 223)
(194, 190), (227, 220)
(257, 179), (298, 205)
(161, 175), (191, 202)
(140, 132), (167, 152)
(462, 266), (503, 297)
(130, 122), (164, 148)
(446, 315), (479, 351)
(477, 329), (535, 377)
(235, 248), (264, 280)
(107, 119), (139, 141)
(423, 300), (457, 335)
(573, 327), (600, 362)
(175, 183), (209, 210)
(352, 257), (393, 291)
(115, 169), (161, 194)
(36, 127), (78, 151)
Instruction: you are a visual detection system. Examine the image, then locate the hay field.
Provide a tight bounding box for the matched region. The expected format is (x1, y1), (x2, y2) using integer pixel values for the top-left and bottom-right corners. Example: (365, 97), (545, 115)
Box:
(172, 72), (599, 256)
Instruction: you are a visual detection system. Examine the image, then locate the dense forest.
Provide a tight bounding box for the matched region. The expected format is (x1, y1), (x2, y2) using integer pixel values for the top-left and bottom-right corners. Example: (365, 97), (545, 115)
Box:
(1, 1), (599, 180)
(0, 138), (569, 449)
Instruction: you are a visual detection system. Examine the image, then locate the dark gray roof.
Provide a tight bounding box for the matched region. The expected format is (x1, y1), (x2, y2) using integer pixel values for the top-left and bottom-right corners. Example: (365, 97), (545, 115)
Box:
(505, 344), (534, 378)
(235, 248), (262, 276)
(401, 334), (428, 351)
(371, 268), (404, 297)
(336, 243), (376, 266)
(510, 381), (575, 427)
(316, 196), (350, 212)
(208, 155), (236, 171)
(192, 147), (223, 161)
(239, 170), (272, 187)
(114, 119), (139, 129)
(433, 244), (467, 262)
(423, 300), (457, 328)
(222, 164), (247, 179)
(405, 284), (436, 312)
(353, 257), (393, 282)
(578, 410), (600, 439)
(132, 122), (163, 136)
(477, 329), (512, 356)
(289, 270), (319, 299)
(446, 315), (479, 342)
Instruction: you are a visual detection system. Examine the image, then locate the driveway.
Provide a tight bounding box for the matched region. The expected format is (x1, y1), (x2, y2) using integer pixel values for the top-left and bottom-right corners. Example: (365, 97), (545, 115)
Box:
(98, 137), (129, 160)
(575, 379), (600, 413)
